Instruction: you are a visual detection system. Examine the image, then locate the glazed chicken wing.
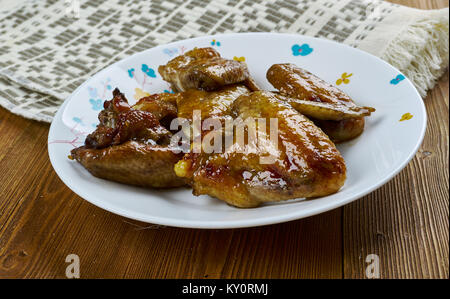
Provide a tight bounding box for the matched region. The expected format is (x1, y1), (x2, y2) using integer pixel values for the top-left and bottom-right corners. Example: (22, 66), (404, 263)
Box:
(176, 84), (250, 121)
(273, 93), (373, 121)
(174, 91), (346, 208)
(158, 47), (258, 92)
(267, 63), (375, 142)
(71, 89), (187, 188)
(72, 141), (186, 188)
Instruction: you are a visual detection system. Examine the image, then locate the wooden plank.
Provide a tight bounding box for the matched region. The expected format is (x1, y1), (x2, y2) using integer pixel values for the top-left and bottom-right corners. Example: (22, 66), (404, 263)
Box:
(343, 0), (449, 279)
(0, 0), (448, 279)
(388, 0), (449, 9)
(0, 104), (342, 278)
(343, 71), (449, 278)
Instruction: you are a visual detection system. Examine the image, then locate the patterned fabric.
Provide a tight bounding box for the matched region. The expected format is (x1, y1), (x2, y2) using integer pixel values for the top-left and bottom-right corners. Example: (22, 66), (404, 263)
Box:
(0, 0), (448, 122)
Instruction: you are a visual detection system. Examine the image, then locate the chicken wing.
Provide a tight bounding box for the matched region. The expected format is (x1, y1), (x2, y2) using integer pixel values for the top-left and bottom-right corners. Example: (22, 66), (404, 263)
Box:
(267, 63), (375, 142)
(158, 47), (256, 92)
(174, 91), (346, 208)
(176, 84), (250, 121)
(71, 88), (187, 188)
(72, 141), (186, 188)
(273, 93), (373, 121)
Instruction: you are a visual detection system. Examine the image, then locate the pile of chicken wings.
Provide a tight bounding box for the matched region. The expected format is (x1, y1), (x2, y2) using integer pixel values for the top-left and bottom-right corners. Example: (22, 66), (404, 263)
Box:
(71, 47), (375, 208)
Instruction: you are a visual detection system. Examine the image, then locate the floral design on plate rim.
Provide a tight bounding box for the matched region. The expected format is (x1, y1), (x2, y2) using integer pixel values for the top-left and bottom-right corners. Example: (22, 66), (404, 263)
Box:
(292, 43), (313, 56)
(400, 113), (413, 122)
(211, 39), (221, 47)
(336, 72), (353, 85)
(57, 43), (414, 145)
(391, 74), (405, 85)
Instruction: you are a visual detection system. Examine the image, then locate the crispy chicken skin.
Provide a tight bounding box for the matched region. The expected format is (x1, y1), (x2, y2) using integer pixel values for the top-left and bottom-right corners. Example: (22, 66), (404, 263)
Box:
(176, 84), (250, 121)
(158, 47), (253, 92)
(71, 89), (187, 188)
(174, 91), (346, 208)
(83, 89), (175, 149)
(267, 63), (375, 142)
(72, 141), (186, 188)
(273, 93), (373, 121)
(133, 92), (180, 119)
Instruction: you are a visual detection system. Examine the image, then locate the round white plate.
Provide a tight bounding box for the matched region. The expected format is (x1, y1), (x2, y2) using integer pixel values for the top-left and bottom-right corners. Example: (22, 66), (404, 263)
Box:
(48, 33), (426, 229)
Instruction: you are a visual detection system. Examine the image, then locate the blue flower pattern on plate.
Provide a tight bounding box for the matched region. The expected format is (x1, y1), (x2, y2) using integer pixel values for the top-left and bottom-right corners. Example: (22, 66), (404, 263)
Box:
(163, 48), (178, 57)
(89, 99), (103, 111)
(142, 64), (156, 77)
(128, 68), (135, 78)
(72, 117), (84, 125)
(390, 74), (405, 85)
(88, 87), (97, 98)
(292, 44), (313, 56)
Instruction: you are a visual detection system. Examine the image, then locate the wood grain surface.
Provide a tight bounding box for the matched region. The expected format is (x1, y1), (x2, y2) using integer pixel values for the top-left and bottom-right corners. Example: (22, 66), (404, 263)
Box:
(0, 0), (448, 279)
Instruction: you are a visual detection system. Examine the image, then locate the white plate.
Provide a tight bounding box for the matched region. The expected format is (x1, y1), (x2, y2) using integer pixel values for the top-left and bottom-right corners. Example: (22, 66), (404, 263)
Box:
(48, 33), (426, 229)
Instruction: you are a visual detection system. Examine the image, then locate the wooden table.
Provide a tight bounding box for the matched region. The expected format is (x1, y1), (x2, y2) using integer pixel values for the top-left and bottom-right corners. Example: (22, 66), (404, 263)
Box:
(0, 0), (448, 279)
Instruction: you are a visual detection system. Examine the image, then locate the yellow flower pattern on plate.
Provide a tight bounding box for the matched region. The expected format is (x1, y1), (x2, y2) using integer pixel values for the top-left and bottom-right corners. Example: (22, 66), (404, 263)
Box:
(336, 72), (353, 85)
(400, 113), (413, 122)
(233, 56), (245, 62)
(134, 88), (150, 101)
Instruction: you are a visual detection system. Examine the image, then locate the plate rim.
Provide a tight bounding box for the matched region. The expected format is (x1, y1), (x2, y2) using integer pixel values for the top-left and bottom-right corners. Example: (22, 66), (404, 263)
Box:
(48, 32), (427, 229)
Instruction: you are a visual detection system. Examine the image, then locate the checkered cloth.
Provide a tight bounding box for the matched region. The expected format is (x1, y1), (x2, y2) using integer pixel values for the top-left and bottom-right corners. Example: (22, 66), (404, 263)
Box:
(0, 0), (448, 122)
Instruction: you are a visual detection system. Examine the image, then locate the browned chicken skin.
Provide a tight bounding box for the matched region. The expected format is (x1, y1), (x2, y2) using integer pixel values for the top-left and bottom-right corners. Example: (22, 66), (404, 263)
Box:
(158, 47), (257, 92)
(71, 89), (187, 188)
(267, 63), (375, 143)
(174, 91), (347, 208)
(176, 84), (250, 121)
(273, 93), (373, 121)
(72, 141), (186, 188)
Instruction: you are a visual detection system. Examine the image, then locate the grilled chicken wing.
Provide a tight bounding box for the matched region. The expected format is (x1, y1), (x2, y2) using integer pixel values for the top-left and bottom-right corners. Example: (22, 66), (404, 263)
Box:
(176, 84), (250, 121)
(71, 89), (187, 188)
(72, 141), (186, 188)
(267, 63), (375, 142)
(132, 92), (180, 119)
(273, 93), (373, 121)
(174, 91), (346, 208)
(158, 47), (257, 92)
